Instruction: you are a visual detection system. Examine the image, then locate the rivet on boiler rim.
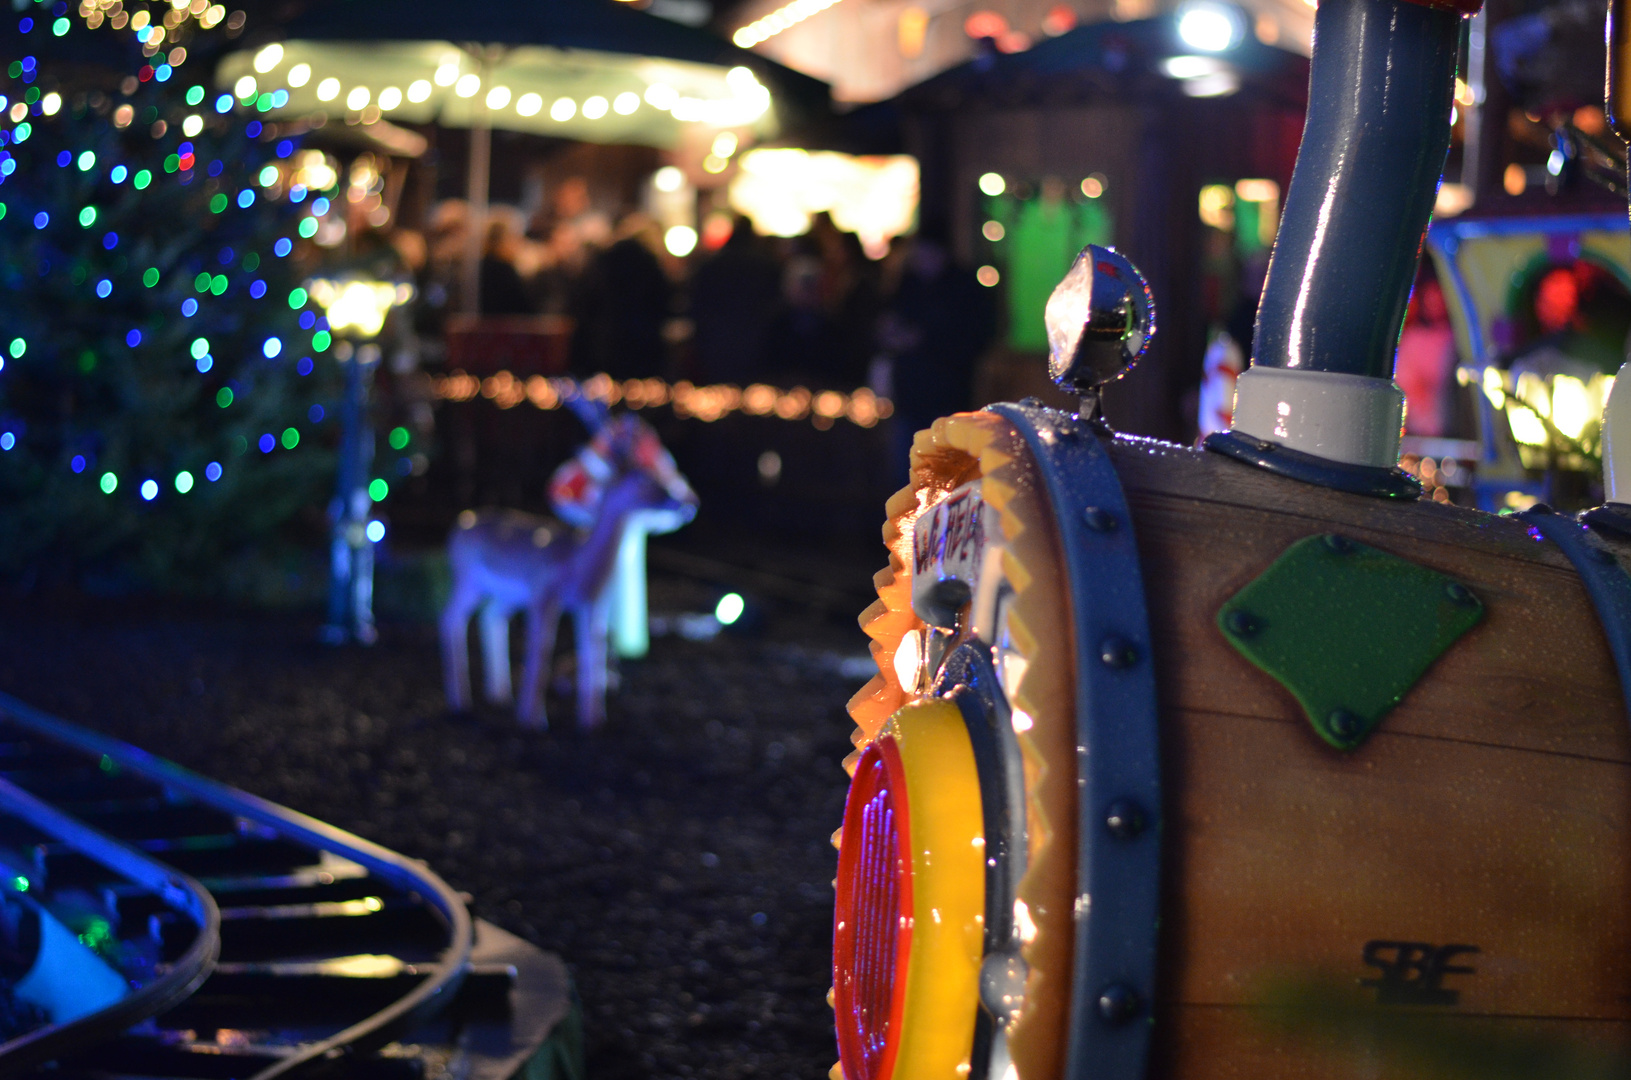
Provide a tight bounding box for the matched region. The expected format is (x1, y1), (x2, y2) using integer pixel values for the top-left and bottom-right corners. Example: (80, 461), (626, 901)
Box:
(1096, 983), (1141, 1025)
(1104, 799), (1145, 840)
(1082, 506), (1118, 532)
(1099, 636), (1137, 668)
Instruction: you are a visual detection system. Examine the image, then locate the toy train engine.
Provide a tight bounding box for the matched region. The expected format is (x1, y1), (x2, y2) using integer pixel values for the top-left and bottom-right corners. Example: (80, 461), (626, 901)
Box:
(831, 0), (1631, 1077)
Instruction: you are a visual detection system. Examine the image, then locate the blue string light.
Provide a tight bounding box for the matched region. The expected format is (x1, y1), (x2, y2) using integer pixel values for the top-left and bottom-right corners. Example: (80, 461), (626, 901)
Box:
(181, 298), (198, 316)
(205, 461), (222, 482)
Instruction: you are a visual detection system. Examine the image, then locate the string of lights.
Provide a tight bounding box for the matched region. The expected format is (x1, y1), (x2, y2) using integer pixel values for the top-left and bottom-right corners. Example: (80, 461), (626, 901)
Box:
(732, 0), (846, 48)
(432, 371), (894, 430)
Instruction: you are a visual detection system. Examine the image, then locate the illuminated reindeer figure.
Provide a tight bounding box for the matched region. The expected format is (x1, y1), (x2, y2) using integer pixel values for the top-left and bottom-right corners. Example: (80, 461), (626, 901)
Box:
(440, 411), (698, 728)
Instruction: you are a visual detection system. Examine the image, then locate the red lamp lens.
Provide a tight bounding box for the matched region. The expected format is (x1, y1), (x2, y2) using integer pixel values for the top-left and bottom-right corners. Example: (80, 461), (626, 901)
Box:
(834, 736), (912, 1080)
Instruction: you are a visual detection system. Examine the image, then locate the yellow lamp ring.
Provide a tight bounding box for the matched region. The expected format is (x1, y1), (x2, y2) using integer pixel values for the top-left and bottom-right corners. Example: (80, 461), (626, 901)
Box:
(835, 701), (987, 1080)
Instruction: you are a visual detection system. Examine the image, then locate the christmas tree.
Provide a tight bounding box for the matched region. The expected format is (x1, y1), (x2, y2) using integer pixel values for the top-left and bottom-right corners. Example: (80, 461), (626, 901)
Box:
(0, 0), (343, 587)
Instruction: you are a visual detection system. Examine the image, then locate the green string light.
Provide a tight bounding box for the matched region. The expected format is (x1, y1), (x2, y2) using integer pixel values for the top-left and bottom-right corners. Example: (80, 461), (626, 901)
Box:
(133, 169), (152, 190)
(77, 206), (96, 227)
(288, 287), (307, 309)
(142, 267), (160, 287)
(216, 387), (233, 408)
(209, 193), (228, 214)
(388, 426), (410, 450)
(281, 427), (299, 449)
(368, 478), (388, 502)
(99, 472), (117, 494)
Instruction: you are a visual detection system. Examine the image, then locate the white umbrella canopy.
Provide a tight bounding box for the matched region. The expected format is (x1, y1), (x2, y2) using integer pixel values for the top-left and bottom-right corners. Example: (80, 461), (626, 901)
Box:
(216, 39), (779, 150)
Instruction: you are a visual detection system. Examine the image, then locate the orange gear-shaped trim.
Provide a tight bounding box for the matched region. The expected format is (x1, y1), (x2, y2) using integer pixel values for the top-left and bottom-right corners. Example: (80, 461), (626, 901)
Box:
(841, 412), (1077, 1080)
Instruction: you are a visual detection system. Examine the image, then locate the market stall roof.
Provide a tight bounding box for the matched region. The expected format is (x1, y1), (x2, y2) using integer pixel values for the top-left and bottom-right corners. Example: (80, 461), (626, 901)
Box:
(791, 12), (1308, 156)
(218, 0), (830, 149)
(894, 13), (1308, 112)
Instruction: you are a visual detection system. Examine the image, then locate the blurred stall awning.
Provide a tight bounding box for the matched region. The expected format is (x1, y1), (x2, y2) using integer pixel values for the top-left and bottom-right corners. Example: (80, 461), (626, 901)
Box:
(218, 0), (831, 150)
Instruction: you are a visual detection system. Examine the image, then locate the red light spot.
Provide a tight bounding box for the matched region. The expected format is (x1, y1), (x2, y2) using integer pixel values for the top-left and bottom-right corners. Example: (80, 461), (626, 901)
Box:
(963, 10), (1008, 39)
(834, 736), (912, 1080)
(1096, 261), (1120, 277)
(1041, 3), (1077, 34)
(701, 214), (734, 251)
(178, 153), (194, 171)
(1534, 266), (1580, 334)
(138, 65), (154, 82)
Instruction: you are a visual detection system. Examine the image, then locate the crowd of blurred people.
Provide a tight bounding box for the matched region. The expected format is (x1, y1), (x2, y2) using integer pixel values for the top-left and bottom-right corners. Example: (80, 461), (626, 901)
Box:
(391, 182), (995, 425)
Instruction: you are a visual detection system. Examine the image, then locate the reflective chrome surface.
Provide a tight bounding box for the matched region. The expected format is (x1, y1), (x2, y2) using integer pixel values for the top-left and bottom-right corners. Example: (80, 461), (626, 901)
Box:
(1043, 245), (1156, 396)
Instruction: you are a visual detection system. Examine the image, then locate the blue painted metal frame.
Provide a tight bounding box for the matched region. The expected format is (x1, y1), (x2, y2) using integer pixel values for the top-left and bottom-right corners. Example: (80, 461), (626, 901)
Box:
(1426, 212), (1631, 370)
(1425, 214), (1628, 501)
(987, 403), (1162, 1080)
(1516, 507), (1631, 718)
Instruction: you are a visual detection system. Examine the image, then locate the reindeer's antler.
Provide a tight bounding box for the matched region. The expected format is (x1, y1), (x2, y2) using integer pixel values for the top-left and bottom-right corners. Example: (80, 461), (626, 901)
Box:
(563, 388), (611, 436)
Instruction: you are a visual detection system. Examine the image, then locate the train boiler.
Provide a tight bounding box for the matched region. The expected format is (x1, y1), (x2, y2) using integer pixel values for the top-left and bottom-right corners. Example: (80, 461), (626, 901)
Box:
(829, 0), (1631, 1077)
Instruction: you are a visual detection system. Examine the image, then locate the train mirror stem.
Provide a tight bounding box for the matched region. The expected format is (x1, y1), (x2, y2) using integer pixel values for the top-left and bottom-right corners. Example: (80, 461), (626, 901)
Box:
(1205, 0), (1478, 498)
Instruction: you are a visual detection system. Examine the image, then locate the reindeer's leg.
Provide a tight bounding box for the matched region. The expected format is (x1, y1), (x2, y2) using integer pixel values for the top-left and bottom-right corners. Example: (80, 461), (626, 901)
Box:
(439, 586), (477, 712)
(518, 600), (559, 729)
(573, 596), (611, 729)
(479, 605), (514, 705)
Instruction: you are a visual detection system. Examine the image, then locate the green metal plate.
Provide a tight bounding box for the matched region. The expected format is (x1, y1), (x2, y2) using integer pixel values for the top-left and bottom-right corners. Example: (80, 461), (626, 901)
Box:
(1217, 533), (1484, 751)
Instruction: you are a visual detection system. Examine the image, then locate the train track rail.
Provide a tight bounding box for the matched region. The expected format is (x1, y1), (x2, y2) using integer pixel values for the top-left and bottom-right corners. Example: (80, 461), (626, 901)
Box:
(0, 692), (572, 1080)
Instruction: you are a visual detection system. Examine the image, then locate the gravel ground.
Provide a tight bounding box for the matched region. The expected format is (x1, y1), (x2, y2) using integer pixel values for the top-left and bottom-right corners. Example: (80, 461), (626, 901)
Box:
(0, 576), (873, 1080)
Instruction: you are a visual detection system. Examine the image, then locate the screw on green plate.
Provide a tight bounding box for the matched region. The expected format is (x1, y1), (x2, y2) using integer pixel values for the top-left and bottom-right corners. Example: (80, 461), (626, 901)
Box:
(1216, 533), (1484, 751)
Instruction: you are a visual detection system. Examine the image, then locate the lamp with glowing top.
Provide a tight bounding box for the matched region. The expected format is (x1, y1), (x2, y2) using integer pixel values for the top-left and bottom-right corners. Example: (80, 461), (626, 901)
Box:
(306, 277), (414, 339)
(309, 276), (413, 648)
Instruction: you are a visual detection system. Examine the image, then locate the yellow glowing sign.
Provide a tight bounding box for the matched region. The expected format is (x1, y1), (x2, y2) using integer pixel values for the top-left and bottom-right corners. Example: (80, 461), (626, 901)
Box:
(730, 149), (918, 258)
